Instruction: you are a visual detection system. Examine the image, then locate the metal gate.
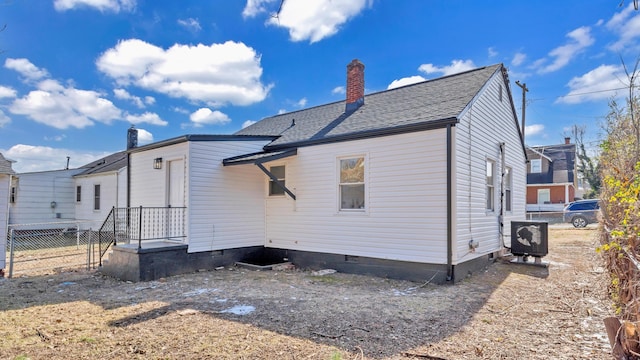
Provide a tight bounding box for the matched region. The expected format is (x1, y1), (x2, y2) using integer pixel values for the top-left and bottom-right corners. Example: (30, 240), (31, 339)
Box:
(7, 221), (100, 278)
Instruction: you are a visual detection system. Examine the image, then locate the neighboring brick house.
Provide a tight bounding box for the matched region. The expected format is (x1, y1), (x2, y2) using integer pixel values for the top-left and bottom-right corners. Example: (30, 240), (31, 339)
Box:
(526, 137), (576, 211)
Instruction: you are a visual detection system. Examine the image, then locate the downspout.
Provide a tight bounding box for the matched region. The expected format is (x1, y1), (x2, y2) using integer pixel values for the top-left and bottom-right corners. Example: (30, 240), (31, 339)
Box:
(126, 152), (130, 208)
(446, 124), (453, 281)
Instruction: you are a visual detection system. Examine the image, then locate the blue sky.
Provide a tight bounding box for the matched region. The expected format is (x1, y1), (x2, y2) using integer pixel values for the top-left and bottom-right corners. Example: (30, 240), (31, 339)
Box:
(0, 0), (638, 172)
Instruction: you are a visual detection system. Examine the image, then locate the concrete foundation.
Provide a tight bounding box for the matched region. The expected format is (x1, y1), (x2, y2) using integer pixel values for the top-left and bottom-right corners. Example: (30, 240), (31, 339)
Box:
(100, 242), (499, 284)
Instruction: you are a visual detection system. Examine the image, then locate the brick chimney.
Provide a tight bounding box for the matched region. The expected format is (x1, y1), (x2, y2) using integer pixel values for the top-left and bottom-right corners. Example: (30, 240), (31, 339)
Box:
(346, 59), (365, 112)
(564, 137), (571, 144)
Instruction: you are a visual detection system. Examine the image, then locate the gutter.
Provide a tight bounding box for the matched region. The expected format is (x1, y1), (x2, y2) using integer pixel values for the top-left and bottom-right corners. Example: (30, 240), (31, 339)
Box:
(446, 124), (453, 281)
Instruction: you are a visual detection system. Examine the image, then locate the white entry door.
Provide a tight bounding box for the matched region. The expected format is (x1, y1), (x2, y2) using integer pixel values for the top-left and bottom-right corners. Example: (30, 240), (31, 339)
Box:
(167, 159), (184, 207)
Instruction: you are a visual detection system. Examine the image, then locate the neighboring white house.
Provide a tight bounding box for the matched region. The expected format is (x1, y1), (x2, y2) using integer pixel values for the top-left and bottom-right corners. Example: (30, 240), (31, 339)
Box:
(9, 168), (85, 225)
(0, 153), (16, 272)
(124, 61), (527, 283)
(73, 151), (128, 224)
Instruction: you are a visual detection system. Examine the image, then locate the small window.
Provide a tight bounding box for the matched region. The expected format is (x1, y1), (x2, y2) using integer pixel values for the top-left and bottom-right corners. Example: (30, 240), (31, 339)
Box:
(10, 186), (16, 203)
(76, 185), (82, 203)
(505, 166), (512, 212)
(93, 184), (101, 210)
(537, 189), (550, 204)
(340, 157), (365, 210)
(268, 165), (285, 196)
(486, 160), (495, 211)
(530, 159), (542, 173)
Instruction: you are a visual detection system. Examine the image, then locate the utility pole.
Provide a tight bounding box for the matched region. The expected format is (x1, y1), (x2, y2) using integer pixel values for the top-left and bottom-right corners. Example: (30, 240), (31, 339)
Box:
(515, 80), (528, 140)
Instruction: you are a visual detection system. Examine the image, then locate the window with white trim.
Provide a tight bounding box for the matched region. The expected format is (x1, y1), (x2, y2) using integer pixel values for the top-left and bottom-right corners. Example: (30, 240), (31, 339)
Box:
(76, 185), (82, 203)
(537, 189), (550, 204)
(93, 184), (101, 210)
(486, 159), (495, 211)
(268, 165), (286, 196)
(505, 166), (512, 212)
(339, 157), (365, 210)
(10, 186), (16, 203)
(530, 159), (542, 173)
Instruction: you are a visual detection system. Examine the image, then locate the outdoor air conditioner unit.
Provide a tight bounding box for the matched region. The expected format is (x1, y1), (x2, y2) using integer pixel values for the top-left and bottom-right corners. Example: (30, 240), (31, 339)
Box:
(510, 221), (548, 258)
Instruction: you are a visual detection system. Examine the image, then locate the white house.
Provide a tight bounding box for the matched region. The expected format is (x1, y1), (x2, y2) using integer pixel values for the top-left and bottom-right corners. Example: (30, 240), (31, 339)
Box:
(9, 168), (85, 225)
(112, 61), (526, 283)
(0, 153), (15, 273)
(73, 151), (128, 224)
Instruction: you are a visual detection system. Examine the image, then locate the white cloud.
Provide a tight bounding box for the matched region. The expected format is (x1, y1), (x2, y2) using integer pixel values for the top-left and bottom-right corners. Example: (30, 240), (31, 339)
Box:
(43, 134), (67, 141)
(10, 79), (122, 129)
(535, 26), (594, 74)
(488, 47), (498, 58)
(242, 120), (257, 128)
(277, 109), (286, 114)
(53, 0), (136, 13)
(556, 64), (626, 104)
(114, 88), (145, 108)
(606, 3), (640, 51)
(242, 0), (277, 18)
(0, 85), (17, 98)
(387, 75), (426, 90)
(177, 18), (202, 32)
(332, 86), (345, 95)
(172, 106), (190, 114)
(96, 39), (272, 106)
(0, 110), (10, 127)
(189, 107), (231, 127)
(5, 58), (49, 81)
(296, 97), (307, 108)
(136, 128), (153, 145)
(418, 60), (476, 76)
(125, 112), (168, 126)
(511, 52), (526, 66)
(525, 124), (545, 137)
(144, 96), (155, 105)
(2, 143), (111, 173)
(266, 0), (371, 43)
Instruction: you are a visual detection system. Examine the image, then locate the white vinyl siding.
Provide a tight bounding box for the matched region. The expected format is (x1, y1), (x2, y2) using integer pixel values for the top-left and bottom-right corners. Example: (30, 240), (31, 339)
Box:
(188, 141), (268, 252)
(8, 169), (84, 224)
(130, 140), (270, 252)
(74, 168), (127, 224)
(453, 70), (526, 262)
(264, 130), (448, 264)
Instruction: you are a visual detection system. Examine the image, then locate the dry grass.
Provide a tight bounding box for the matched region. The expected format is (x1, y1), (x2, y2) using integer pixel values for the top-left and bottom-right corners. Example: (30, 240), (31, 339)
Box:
(0, 226), (614, 359)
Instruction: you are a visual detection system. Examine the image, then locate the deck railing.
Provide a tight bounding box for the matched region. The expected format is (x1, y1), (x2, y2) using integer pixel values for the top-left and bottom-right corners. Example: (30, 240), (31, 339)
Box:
(97, 206), (186, 266)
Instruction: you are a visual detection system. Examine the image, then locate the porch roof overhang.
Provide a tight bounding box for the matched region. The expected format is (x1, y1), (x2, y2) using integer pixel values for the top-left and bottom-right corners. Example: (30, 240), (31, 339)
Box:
(222, 148), (297, 166)
(222, 148), (298, 200)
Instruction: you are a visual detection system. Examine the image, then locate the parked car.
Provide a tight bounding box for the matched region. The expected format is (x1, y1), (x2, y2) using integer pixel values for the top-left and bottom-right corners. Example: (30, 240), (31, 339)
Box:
(563, 199), (600, 228)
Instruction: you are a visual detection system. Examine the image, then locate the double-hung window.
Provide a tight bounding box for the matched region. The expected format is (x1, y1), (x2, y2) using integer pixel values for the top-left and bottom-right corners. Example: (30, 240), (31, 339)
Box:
(10, 186), (16, 203)
(93, 184), (101, 210)
(339, 157), (365, 211)
(530, 159), (542, 173)
(76, 185), (82, 203)
(486, 160), (495, 211)
(505, 166), (512, 212)
(268, 165), (286, 196)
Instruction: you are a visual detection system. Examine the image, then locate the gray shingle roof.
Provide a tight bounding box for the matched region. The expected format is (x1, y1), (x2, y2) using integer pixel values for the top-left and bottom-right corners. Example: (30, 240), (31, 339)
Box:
(75, 151), (127, 176)
(0, 153), (15, 174)
(236, 64), (503, 149)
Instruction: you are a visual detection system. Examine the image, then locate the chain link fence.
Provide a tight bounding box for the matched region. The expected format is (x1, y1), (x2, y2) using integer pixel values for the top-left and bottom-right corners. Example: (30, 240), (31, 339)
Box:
(7, 221), (101, 278)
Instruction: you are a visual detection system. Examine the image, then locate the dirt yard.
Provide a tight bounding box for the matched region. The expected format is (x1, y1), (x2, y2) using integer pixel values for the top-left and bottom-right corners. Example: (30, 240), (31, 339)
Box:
(0, 226), (614, 359)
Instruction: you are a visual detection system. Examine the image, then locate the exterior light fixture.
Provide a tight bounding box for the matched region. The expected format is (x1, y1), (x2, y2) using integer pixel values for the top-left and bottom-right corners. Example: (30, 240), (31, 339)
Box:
(153, 157), (163, 169)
